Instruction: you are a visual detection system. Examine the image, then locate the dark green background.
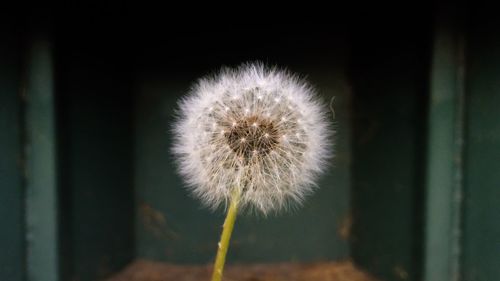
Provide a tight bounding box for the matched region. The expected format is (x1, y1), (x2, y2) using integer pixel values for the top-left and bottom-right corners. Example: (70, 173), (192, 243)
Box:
(0, 18), (25, 281)
(134, 64), (350, 264)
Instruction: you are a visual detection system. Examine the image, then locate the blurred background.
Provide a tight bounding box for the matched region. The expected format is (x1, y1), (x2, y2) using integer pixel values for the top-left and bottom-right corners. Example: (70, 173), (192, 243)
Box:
(1, 2), (499, 281)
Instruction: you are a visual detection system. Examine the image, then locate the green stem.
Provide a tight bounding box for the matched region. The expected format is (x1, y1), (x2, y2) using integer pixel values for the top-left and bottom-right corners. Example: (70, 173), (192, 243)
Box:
(211, 189), (240, 281)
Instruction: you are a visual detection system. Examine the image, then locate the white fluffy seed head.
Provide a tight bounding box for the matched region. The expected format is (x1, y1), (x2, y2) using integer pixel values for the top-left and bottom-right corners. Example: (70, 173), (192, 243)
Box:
(172, 63), (333, 215)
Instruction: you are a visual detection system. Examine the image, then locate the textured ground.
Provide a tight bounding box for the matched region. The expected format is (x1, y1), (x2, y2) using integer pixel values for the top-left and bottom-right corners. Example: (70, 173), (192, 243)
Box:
(106, 259), (380, 281)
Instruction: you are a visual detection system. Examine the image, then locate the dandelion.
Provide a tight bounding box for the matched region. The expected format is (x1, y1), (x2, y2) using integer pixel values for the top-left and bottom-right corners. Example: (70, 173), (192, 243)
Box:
(172, 62), (333, 281)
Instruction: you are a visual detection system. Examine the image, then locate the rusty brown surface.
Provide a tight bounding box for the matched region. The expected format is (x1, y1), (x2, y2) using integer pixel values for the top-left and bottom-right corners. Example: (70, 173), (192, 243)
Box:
(106, 259), (380, 281)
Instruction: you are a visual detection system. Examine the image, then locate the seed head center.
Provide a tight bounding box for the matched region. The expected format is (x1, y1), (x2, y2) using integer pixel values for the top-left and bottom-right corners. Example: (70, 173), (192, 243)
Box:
(225, 116), (279, 160)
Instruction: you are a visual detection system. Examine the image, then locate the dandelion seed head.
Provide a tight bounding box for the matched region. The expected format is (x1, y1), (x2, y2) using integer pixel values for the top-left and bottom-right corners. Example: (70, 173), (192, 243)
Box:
(172, 62), (333, 215)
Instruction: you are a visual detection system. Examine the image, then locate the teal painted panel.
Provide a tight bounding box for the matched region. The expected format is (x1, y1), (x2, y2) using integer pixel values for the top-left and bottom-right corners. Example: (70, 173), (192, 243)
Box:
(423, 16), (465, 281)
(135, 62), (351, 263)
(350, 29), (428, 281)
(24, 37), (59, 281)
(0, 29), (25, 281)
(462, 11), (500, 281)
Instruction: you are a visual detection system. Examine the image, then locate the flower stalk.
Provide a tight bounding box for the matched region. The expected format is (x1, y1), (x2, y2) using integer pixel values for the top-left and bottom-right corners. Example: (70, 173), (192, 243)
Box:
(211, 189), (240, 281)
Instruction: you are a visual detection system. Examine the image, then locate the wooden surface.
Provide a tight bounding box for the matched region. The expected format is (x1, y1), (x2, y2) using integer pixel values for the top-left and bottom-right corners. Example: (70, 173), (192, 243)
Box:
(106, 260), (380, 281)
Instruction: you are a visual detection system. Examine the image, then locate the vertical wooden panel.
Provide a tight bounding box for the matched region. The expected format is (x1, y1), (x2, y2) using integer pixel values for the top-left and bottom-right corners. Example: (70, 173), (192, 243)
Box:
(24, 37), (59, 281)
(423, 11), (465, 281)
